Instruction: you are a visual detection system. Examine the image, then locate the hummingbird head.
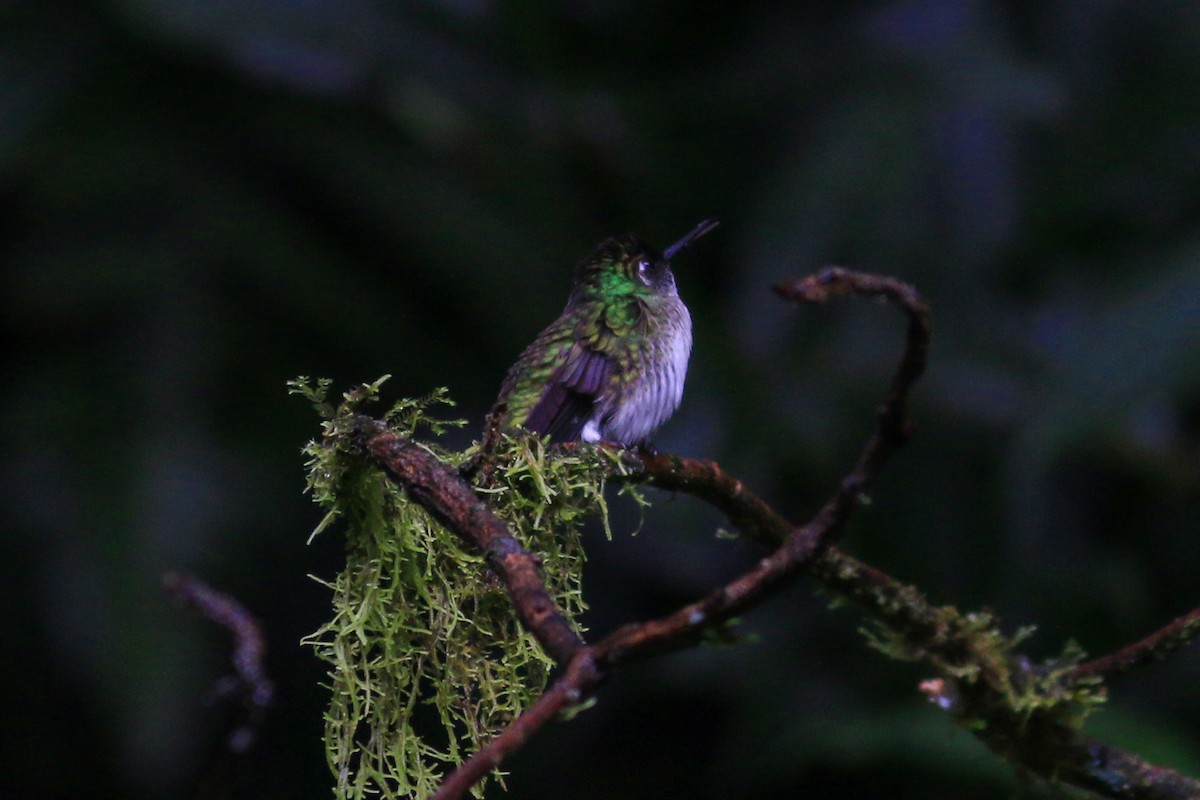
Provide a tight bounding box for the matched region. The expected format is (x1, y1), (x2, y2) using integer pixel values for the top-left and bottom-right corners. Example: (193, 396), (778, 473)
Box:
(570, 220), (718, 302)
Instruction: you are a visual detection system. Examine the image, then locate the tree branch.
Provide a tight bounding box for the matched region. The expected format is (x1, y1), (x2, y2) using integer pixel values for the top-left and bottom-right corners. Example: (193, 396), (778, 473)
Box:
(1067, 607), (1200, 683)
(328, 269), (1200, 800)
(420, 269), (932, 795)
(344, 414), (585, 666)
(1062, 738), (1200, 800)
(163, 572), (273, 753)
(429, 652), (601, 800)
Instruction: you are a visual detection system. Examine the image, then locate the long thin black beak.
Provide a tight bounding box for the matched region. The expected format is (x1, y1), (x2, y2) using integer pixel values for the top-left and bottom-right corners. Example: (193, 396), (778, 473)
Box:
(663, 219), (719, 260)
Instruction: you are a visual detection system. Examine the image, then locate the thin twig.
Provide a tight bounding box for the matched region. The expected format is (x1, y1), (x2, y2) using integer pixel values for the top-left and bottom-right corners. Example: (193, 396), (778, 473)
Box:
(1067, 607), (1200, 683)
(774, 266), (931, 487)
(163, 572), (273, 752)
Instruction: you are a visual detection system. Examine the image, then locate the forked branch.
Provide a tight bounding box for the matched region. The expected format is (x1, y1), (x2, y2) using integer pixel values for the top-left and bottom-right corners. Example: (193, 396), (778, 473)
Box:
(334, 269), (1200, 800)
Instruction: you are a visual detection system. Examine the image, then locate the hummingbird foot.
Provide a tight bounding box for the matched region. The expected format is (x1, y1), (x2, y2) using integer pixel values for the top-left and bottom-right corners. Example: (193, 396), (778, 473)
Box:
(632, 441), (660, 458)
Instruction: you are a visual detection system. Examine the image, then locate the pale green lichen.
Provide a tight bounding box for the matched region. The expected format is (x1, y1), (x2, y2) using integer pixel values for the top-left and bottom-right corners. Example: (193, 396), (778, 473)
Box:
(290, 377), (639, 799)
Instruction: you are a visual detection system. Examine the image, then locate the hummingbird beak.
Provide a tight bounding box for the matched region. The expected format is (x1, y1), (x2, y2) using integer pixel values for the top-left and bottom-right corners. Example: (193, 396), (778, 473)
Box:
(663, 219), (719, 261)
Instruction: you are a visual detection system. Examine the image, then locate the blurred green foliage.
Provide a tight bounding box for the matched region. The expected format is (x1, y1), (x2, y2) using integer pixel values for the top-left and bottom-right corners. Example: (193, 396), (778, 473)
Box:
(4, 1), (1200, 799)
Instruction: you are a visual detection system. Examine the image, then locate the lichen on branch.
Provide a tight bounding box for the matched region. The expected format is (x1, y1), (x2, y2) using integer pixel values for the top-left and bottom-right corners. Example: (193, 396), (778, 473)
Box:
(291, 377), (636, 799)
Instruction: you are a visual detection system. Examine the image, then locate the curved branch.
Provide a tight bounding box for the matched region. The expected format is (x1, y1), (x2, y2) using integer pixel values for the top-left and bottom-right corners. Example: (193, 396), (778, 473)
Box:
(431, 270), (932, 795)
(337, 269), (1200, 800)
(163, 572), (273, 752)
(774, 266), (932, 492)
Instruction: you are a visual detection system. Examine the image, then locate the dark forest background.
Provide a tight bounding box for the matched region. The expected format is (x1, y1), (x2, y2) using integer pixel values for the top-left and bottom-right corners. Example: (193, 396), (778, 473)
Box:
(5, 2), (1200, 798)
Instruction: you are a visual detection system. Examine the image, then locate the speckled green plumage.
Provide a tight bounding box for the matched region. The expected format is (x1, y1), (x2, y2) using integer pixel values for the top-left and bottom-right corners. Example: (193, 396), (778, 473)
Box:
(491, 223), (714, 445)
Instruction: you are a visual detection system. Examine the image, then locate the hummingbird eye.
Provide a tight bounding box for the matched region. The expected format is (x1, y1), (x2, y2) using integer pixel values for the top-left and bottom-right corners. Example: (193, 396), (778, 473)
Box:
(635, 259), (652, 284)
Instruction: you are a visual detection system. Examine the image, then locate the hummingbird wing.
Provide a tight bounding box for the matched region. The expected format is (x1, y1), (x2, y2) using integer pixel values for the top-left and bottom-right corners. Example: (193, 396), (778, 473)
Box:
(523, 342), (612, 441)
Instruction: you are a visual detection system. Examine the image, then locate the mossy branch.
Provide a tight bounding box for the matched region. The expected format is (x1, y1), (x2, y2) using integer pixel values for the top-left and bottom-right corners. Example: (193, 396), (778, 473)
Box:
(297, 381), (623, 798)
(302, 270), (1200, 800)
(341, 412), (586, 667)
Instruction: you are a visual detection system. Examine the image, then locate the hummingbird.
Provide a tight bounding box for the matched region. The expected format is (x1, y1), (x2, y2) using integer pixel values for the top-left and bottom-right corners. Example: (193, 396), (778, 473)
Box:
(489, 220), (717, 446)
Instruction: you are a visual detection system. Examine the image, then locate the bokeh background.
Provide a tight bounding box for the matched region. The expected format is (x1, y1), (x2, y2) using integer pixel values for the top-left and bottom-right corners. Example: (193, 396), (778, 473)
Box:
(6, 1), (1200, 798)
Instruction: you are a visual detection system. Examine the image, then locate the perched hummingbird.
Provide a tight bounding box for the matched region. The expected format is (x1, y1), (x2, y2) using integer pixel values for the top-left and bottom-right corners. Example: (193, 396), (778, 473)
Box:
(489, 220), (717, 446)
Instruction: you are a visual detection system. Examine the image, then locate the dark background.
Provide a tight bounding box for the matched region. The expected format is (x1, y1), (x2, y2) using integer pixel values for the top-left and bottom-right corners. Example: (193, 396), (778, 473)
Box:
(5, 1), (1200, 798)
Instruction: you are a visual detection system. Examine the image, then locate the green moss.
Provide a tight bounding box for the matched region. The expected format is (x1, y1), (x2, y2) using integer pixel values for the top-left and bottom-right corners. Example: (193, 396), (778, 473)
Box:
(860, 600), (1106, 752)
(290, 377), (638, 799)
